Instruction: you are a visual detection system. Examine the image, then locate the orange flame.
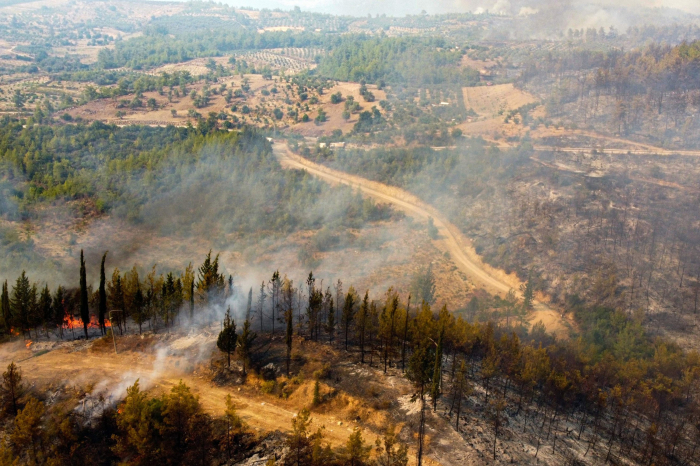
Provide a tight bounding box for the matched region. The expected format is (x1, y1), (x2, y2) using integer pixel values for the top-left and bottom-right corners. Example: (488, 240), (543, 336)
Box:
(25, 340), (32, 349)
(62, 315), (112, 329)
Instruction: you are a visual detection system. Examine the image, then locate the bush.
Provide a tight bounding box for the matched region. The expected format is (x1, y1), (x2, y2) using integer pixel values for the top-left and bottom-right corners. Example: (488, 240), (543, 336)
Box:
(260, 380), (276, 394)
(313, 363), (332, 380)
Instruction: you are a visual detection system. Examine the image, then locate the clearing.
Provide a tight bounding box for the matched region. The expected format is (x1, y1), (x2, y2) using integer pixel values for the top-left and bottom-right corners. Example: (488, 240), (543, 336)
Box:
(462, 83), (538, 118)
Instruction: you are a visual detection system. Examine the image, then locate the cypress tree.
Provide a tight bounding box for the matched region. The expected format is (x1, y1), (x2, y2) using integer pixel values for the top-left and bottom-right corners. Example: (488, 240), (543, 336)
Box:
(1, 280), (10, 334)
(327, 297), (335, 344)
(80, 250), (89, 339)
(99, 252), (108, 335)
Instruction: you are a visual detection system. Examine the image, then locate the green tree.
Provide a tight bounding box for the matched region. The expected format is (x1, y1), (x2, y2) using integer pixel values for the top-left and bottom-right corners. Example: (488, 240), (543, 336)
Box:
(197, 250), (225, 304)
(99, 252), (108, 335)
(344, 428), (371, 466)
(113, 380), (160, 462)
(39, 285), (52, 338)
(357, 291), (369, 363)
(237, 317), (257, 376)
(312, 380), (321, 406)
(521, 271), (534, 310)
(285, 307), (293, 375)
(11, 271), (34, 338)
(133, 283), (146, 334)
(407, 343), (434, 466)
(430, 327), (444, 411)
(411, 265), (435, 306)
(374, 425), (409, 466)
(53, 287), (66, 339)
(217, 307), (237, 368)
(10, 397), (45, 464)
(326, 296), (335, 344)
(342, 287), (357, 351)
(0, 281), (9, 334)
(224, 394), (244, 460)
(79, 250), (89, 338)
(287, 408), (314, 466)
(161, 381), (204, 463)
(1, 362), (24, 417)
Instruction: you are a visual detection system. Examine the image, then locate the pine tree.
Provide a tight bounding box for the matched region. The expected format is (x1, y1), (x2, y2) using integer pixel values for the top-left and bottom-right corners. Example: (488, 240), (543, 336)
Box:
(401, 295), (411, 371)
(237, 317), (257, 376)
(1, 362), (24, 416)
(217, 307), (237, 368)
(79, 250), (89, 339)
(99, 252), (108, 335)
(257, 281), (266, 333)
(39, 285), (52, 338)
(411, 265), (436, 306)
(133, 283), (146, 334)
(357, 291), (369, 363)
(327, 297), (335, 344)
(287, 408), (313, 465)
(522, 271), (534, 310)
(431, 327), (444, 411)
(10, 272), (33, 338)
(53, 287), (65, 339)
(10, 397), (45, 465)
(224, 394), (243, 460)
(246, 287), (253, 319)
(344, 428), (370, 466)
(375, 425), (409, 466)
(342, 287), (357, 351)
(407, 343), (434, 466)
(197, 250), (225, 305)
(285, 307), (293, 376)
(269, 271), (281, 334)
(312, 380), (321, 406)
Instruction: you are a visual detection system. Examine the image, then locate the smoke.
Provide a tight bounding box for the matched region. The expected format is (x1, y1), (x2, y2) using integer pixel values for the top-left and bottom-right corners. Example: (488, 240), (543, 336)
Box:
(230, 0), (700, 17)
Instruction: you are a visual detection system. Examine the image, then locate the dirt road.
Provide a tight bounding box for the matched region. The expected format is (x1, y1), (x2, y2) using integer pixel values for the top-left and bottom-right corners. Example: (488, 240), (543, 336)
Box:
(10, 341), (374, 449)
(274, 145), (569, 336)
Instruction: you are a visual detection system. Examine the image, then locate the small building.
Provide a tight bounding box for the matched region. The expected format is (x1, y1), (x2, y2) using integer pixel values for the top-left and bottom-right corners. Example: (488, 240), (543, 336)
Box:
(330, 142), (346, 149)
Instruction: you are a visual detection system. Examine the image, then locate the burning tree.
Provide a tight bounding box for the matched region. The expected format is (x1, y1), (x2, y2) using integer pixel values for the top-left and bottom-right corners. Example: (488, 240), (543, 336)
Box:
(98, 252), (108, 335)
(79, 250), (89, 339)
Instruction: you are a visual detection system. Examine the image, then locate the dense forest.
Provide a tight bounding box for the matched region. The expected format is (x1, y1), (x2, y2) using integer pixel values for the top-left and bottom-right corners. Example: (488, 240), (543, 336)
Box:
(0, 121), (394, 279)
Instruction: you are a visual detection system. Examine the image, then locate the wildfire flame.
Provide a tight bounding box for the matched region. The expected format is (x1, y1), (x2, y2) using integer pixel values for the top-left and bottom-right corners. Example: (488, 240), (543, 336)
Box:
(25, 340), (32, 349)
(62, 315), (111, 330)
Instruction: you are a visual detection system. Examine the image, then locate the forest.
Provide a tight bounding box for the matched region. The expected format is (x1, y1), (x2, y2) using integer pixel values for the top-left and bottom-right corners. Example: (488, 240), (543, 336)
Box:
(1, 250), (700, 465)
(3, 1), (700, 465)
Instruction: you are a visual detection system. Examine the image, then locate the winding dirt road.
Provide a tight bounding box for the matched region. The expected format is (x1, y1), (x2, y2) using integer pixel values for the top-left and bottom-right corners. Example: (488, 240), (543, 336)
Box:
(274, 144), (569, 336)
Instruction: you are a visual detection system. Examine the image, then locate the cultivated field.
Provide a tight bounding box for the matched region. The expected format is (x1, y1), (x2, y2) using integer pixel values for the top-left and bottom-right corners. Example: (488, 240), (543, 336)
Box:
(462, 83), (538, 118)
